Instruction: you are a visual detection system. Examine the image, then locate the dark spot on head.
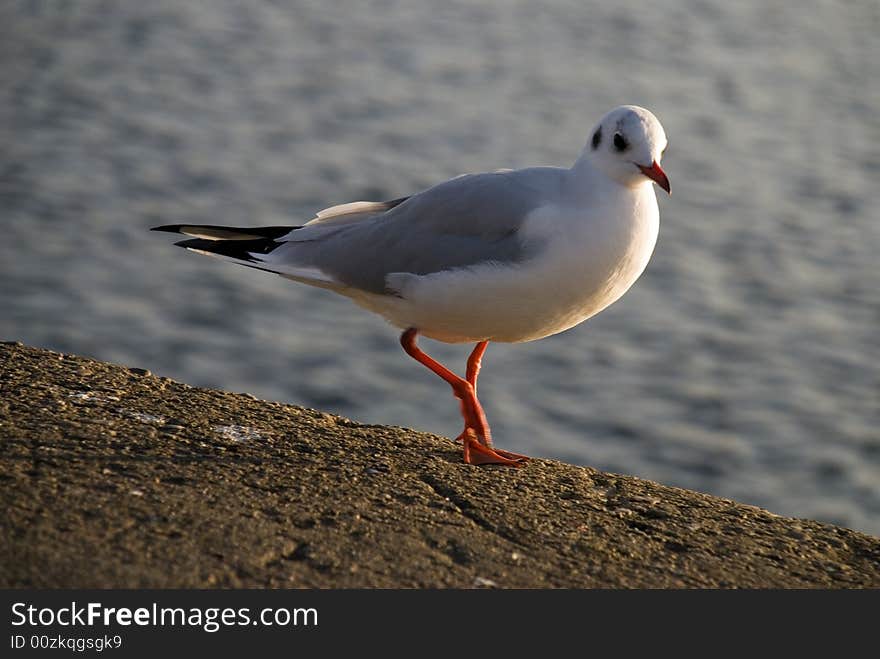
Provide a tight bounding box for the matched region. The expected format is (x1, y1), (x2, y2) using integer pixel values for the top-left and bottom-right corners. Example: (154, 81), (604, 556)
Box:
(591, 127), (602, 150)
(613, 132), (628, 152)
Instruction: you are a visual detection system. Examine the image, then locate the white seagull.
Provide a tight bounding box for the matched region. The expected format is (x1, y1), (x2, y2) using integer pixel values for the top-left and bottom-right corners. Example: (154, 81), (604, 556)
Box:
(153, 105), (670, 467)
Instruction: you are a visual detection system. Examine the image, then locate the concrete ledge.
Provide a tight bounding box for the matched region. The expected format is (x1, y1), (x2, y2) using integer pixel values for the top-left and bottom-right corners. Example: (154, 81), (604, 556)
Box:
(1, 341), (878, 588)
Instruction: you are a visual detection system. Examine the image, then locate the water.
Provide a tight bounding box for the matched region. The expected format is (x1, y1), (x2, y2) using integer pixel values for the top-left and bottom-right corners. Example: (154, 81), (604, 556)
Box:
(2, 0), (878, 536)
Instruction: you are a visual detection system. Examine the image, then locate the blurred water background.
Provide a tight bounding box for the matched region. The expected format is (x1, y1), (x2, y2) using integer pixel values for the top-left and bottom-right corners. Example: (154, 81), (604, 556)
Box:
(2, 1), (878, 535)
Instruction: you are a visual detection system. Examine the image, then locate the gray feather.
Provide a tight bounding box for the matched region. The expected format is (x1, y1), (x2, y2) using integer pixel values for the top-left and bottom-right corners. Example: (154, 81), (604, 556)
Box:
(263, 167), (568, 294)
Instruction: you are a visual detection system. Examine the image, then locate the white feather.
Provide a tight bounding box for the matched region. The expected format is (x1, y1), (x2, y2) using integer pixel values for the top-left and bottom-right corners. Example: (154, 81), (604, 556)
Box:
(183, 247), (339, 288)
(305, 201), (393, 227)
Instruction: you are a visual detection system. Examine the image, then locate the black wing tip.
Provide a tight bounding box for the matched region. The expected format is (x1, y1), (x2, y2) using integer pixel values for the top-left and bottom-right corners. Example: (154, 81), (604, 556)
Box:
(151, 224), (298, 239)
(172, 237), (274, 263)
(151, 224), (184, 234)
(172, 237), (229, 252)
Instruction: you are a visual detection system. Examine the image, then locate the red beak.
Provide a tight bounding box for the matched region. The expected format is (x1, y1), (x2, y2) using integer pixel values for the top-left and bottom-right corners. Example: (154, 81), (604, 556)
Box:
(638, 161), (670, 194)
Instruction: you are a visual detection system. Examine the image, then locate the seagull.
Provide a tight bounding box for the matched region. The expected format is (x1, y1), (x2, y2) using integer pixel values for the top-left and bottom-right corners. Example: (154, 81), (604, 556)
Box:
(152, 105), (670, 467)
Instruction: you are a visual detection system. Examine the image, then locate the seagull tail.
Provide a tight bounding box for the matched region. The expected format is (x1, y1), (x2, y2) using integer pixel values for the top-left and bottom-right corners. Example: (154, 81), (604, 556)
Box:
(151, 223), (340, 289)
(150, 224), (296, 241)
(151, 222), (300, 268)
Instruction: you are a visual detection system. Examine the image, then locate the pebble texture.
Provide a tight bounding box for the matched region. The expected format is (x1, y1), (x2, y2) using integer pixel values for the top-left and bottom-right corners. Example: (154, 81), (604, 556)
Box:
(1, 342), (878, 588)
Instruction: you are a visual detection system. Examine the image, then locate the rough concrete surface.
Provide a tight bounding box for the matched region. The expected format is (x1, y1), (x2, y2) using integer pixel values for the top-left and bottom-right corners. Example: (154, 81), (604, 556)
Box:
(1, 342), (878, 588)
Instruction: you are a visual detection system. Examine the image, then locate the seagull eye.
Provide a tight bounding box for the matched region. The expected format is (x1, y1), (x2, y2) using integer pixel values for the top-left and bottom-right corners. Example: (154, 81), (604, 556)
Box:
(613, 133), (628, 152)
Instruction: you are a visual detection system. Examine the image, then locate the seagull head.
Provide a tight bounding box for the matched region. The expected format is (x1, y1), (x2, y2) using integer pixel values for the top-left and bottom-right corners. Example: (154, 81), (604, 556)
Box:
(584, 105), (670, 194)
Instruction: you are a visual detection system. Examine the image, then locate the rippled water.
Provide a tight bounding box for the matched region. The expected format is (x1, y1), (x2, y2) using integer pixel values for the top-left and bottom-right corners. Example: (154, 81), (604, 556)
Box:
(2, 1), (878, 535)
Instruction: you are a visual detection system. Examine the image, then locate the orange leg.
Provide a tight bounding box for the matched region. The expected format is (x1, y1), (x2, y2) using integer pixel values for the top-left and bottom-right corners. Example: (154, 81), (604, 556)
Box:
(466, 341), (488, 393)
(454, 341), (488, 443)
(400, 328), (529, 467)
